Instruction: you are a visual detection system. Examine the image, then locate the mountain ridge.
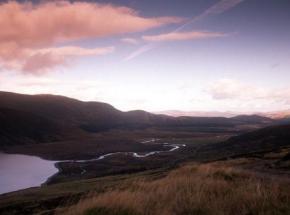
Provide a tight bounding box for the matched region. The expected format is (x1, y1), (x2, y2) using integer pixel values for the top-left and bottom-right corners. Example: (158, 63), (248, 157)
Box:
(0, 91), (275, 147)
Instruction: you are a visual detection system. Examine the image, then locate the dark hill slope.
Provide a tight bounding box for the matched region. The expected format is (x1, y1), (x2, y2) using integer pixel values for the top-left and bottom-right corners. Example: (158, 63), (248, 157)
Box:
(0, 91), (122, 127)
(231, 115), (274, 124)
(0, 108), (73, 146)
(228, 124), (290, 144)
(198, 124), (290, 161)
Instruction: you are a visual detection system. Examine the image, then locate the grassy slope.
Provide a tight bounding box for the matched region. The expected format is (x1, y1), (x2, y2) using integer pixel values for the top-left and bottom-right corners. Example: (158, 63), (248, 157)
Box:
(61, 163), (290, 215)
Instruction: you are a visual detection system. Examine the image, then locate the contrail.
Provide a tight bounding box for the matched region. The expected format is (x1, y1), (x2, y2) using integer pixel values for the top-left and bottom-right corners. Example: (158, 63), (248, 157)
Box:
(124, 0), (245, 61)
(124, 44), (155, 61)
(174, 0), (245, 32)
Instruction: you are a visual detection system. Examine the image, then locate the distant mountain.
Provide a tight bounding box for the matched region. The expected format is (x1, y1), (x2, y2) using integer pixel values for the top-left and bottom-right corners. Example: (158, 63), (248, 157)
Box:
(0, 91), (275, 146)
(231, 115), (274, 124)
(157, 110), (290, 122)
(263, 110), (290, 119)
(258, 110), (290, 125)
(154, 110), (239, 118)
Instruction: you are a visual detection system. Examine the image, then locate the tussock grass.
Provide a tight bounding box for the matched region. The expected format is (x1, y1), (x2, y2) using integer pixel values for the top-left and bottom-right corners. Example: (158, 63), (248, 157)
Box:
(62, 163), (290, 215)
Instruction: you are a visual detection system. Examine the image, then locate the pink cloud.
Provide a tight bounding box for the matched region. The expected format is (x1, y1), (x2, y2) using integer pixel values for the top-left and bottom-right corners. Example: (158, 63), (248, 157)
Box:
(21, 46), (114, 74)
(34, 46), (115, 57)
(142, 31), (226, 42)
(121, 38), (139, 45)
(21, 53), (66, 74)
(0, 46), (114, 74)
(0, 1), (182, 74)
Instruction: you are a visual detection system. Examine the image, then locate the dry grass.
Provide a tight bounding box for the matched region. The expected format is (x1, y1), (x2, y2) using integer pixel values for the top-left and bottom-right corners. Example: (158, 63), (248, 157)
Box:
(61, 163), (290, 215)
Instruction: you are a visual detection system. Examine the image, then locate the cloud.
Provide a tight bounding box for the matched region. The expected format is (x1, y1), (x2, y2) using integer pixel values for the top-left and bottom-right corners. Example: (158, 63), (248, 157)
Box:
(22, 46), (114, 74)
(121, 38), (139, 45)
(207, 79), (265, 100)
(34, 46), (115, 57)
(207, 79), (290, 104)
(21, 53), (67, 74)
(0, 1), (182, 47)
(142, 31), (226, 42)
(0, 46), (114, 74)
(0, 1), (182, 74)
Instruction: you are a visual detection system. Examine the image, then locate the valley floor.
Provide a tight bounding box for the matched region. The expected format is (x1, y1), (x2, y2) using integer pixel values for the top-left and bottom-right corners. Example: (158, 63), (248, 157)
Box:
(2, 129), (232, 184)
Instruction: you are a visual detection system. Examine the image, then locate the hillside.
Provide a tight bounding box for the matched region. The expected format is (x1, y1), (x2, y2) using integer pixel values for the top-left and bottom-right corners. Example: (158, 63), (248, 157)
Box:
(197, 124), (290, 161)
(0, 91), (122, 127)
(61, 163), (290, 215)
(231, 114), (273, 124)
(0, 108), (76, 146)
(225, 124), (290, 153)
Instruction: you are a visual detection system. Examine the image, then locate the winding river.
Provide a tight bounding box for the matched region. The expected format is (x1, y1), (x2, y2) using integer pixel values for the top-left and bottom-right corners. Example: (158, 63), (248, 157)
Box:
(0, 140), (186, 195)
(67, 142), (186, 163)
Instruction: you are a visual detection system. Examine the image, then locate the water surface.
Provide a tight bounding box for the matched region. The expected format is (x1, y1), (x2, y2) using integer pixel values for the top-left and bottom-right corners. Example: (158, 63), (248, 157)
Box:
(0, 152), (58, 195)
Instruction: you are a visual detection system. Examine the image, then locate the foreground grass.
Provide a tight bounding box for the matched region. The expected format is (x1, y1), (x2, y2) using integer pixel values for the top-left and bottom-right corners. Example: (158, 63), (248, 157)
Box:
(62, 163), (290, 215)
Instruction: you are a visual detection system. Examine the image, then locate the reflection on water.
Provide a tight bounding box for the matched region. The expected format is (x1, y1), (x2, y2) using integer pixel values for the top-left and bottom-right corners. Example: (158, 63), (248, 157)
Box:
(0, 152), (58, 195)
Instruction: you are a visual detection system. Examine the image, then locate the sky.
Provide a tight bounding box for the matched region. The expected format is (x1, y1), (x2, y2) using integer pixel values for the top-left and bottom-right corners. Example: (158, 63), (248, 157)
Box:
(0, 0), (290, 113)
